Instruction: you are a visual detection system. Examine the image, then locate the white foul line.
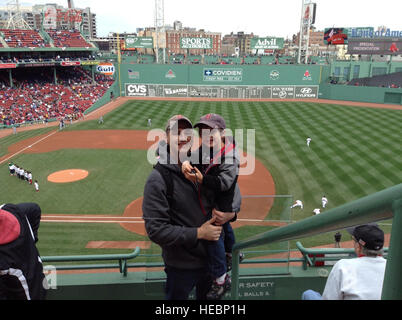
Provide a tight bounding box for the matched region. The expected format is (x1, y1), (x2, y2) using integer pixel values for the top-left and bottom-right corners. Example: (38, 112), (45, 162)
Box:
(0, 130), (58, 165)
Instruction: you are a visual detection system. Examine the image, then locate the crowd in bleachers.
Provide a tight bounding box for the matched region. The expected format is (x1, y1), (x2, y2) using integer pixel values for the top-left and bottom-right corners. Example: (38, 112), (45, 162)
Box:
(0, 29), (50, 48)
(47, 29), (92, 48)
(0, 67), (114, 126)
(0, 28), (94, 49)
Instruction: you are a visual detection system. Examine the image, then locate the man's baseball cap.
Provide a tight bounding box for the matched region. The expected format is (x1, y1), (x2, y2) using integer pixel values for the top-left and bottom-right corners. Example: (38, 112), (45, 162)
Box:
(346, 223), (384, 250)
(194, 113), (226, 130)
(165, 115), (192, 132)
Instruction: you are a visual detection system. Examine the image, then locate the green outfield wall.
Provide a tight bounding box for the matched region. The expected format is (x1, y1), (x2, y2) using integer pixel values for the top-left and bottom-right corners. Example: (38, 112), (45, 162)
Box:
(117, 64), (324, 99)
(319, 84), (402, 104)
(109, 60), (402, 104)
(329, 60), (402, 82)
(119, 64), (323, 86)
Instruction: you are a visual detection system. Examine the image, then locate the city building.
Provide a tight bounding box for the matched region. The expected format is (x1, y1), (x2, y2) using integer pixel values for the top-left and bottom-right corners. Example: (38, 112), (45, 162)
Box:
(222, 32), (256, 56)
(94, 32), (138, 53)
(0, 3), (97, 38)
(165, 27), (221, 55)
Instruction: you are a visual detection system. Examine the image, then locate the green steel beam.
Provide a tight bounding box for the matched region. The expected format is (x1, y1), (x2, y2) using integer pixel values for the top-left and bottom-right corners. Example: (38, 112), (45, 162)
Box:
(231, 184), (402, 300)
(382, 199), (402, 300)
(42, 247), (140, 263)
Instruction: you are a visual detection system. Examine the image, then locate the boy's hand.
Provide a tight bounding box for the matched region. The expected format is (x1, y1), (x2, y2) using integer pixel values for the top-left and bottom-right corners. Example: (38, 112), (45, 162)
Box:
(183, 166), (203, 184)
(212, 209), (236, 226)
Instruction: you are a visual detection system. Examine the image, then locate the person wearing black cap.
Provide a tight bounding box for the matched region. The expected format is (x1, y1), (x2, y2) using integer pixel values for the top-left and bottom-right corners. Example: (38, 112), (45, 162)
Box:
(142, 115), (226, 300)
(302, 223), (386, 300)
(181, 113), (242, 300)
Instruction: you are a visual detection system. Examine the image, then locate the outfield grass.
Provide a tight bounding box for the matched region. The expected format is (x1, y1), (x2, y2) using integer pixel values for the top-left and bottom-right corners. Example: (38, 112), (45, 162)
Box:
(38, 223), (147, 257)
(0, 149), (151, 214)
(68, 99), (402, 218)
(1, 99), (400, 256)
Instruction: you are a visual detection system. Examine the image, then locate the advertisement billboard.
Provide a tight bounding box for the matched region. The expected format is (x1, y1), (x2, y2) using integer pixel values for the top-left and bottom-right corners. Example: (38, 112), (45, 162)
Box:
(180, 37), (213, 49)
(125, 37), (154, 49)
(96, 62), (115, 76)
(126, 84), (149, 97)
(303, 3), (317, 25)
(324, 28), (348, 45)
(203, 68), (243, 82)
(0, 63), (17, 69)
(251, 38), (284, 50)
(349, 27), (402, 39)
(347, 39), (402, 55)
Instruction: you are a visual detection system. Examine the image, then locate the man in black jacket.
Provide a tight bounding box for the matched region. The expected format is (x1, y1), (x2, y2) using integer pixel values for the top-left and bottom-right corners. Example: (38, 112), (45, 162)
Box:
(143, 115), (238, 300)
(0, 203), (47, 300)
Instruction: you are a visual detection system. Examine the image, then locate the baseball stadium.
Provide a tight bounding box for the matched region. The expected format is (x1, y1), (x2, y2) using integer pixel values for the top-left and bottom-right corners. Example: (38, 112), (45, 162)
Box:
(0, 0), (401, 303)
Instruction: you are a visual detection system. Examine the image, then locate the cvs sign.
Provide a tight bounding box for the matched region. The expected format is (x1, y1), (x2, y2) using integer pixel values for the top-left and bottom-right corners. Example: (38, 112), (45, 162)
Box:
(126, 84), (149, 97)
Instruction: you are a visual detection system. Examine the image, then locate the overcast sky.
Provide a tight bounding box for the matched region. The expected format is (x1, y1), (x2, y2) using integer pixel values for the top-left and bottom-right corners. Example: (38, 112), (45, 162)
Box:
(9, 0), (402, 38)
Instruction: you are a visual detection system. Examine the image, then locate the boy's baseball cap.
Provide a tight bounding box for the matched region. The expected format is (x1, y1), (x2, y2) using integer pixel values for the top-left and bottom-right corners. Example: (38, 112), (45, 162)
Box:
(346, 223), (384, 250)
(194, 113), (226, 130)
(165, 115), (193, 132)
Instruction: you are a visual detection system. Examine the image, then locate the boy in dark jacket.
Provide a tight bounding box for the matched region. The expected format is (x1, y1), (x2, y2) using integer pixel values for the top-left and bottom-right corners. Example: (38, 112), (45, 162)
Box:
(182, 113), (242, 300)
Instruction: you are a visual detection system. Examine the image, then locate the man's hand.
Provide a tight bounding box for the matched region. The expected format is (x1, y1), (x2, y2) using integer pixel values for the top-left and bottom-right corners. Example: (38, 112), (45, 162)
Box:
(181, 161), (193, 175)
(212, 208), (236, 226)
(197, 216), (222, 241)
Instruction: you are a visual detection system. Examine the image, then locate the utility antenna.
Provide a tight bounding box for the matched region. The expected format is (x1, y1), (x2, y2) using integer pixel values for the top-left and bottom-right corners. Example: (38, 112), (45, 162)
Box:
(154, 0), (165, 63)
(6, 0), (31, 30)
(298, 0), (316, 64)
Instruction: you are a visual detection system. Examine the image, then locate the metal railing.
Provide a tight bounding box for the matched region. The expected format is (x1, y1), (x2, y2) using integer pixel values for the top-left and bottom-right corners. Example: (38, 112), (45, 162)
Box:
(42, 247), (140, 277)
(295, 242), (389, 270)
(231, 184), (402, 300)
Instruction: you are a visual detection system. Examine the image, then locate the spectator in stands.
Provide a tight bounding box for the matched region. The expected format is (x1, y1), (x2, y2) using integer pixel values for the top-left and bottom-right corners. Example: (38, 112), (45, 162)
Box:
(0, 202), (48, 300)
(302, 223), (386, 300)
(142, 115), (224, 300)
(0, 66), (113, 126)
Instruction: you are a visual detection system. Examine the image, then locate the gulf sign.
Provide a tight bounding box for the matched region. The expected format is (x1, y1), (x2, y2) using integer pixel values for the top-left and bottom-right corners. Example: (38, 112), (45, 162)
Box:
(96, 62), (115, 76)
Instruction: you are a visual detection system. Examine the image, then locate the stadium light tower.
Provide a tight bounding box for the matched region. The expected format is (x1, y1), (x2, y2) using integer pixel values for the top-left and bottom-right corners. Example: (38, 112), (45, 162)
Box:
(297, 0), (316, 64)
(6, 0), (31, 30)
(154, 0), (166, 64)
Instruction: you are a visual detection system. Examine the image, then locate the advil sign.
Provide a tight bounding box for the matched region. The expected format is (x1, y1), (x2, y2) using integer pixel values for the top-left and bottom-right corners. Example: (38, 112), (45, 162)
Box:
(251, 38), (284, 50)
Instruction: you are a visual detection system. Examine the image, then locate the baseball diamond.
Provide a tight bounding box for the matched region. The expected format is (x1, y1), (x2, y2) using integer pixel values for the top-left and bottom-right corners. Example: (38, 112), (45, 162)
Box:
(0, 97), (400, 258)
(0, 0), (401, 302)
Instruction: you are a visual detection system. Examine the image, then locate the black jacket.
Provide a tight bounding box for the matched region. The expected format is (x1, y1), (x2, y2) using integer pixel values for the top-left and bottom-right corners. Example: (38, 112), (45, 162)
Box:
(143, 144), (213, 270)
(0, 203), (46, 300)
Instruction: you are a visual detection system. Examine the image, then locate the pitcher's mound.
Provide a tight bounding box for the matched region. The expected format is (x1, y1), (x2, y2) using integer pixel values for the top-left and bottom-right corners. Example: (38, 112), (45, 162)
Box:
(48, 169), (89, 183)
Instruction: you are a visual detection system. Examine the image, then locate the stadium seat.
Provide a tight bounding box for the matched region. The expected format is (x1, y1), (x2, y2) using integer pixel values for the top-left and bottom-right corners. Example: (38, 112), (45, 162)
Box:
(0, 29), (50, 48)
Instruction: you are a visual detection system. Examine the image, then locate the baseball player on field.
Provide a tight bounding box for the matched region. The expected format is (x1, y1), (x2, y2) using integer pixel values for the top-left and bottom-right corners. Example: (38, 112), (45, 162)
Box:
(322, 196), (328, 208)
(290, 200), (304, 210)
(313, 208), (321, 215)
(8, 163), (15, 176)
(34, 180), (39, 192)
(306, 137), (312, 147)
